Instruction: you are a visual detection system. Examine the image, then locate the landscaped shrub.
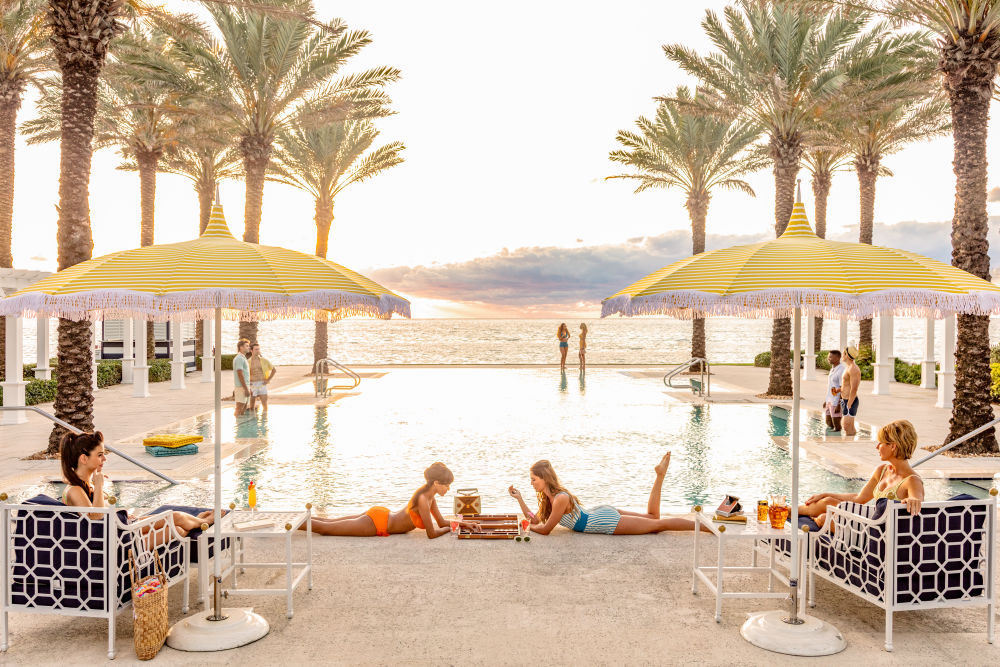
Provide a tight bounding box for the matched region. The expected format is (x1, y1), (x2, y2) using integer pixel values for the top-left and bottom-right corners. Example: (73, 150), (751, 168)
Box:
(992, 364), (1000, 402)
(0, 378), (58, 406)
(991, 346), (1000, 365)
(149, 359), (171, 382)
(195, 354), (236, 371)
(754, 350), (832, 369)
(97, 360), (122, 388)
(753, 351), (771, 367)
(893, 358), (922, 386)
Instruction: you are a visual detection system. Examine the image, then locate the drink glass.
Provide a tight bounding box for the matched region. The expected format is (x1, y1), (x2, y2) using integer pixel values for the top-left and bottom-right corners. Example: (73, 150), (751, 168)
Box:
(757, 500), (768, 523)
(248, 483), (257, 514)
(450, 520), (460, 534)
(768, 498), (789, 530)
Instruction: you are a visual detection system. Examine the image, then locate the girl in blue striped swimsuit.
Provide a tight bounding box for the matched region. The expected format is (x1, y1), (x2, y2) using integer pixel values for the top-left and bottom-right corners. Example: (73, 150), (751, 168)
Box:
(508, 454), (703, 535)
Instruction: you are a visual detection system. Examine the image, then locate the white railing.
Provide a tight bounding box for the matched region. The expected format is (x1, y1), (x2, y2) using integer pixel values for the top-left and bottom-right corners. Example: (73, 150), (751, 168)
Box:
(663, 358), (710, 397)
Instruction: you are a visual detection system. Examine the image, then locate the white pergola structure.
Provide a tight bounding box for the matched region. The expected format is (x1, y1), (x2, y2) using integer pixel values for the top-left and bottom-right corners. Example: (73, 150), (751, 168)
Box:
(802, 314), (956, 408)
(1, 268), (53, 425)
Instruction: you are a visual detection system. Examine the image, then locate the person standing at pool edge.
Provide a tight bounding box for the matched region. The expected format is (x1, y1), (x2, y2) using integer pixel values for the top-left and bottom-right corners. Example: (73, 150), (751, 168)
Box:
(825, 350), (844, 432)
(557, 323), (570, 369)
(840, 345), (861, 436)
(248, 343), (277, 412)
(578, 323), (587, 371)
(233, 339), (251, 417)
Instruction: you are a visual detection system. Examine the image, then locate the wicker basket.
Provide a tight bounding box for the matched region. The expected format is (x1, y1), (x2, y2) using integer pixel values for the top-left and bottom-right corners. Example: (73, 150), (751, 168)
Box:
(129, 549), (168, 660)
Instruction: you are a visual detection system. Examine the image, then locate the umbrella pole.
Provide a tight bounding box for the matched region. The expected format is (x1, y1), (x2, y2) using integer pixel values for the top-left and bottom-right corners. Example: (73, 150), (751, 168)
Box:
(165, 308), (270, 652)
(740, 307), (846, 656)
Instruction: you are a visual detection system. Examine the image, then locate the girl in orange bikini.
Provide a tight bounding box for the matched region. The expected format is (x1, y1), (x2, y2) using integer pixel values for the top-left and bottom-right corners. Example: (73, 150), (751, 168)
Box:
(303, 462), (481, 538)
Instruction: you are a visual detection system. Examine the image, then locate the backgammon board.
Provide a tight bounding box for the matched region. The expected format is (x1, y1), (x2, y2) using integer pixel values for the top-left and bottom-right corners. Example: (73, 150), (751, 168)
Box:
(455, 514), (528, 540)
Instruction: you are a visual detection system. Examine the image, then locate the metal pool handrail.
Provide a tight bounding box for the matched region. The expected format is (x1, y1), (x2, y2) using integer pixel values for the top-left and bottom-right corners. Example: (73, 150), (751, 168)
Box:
(663, 358), (710, 397)
(312, 357), (361, 394)
(912, 415), (1000, 468)
(0, 406), (178, 485)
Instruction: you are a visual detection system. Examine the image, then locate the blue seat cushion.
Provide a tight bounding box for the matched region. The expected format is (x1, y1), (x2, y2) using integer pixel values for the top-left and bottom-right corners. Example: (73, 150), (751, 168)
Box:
(149, 505), (229, 564)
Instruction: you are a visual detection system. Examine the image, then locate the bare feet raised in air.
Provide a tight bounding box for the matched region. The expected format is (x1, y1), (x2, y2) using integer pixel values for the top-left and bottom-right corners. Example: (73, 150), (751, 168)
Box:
(655, 452), (671, 477)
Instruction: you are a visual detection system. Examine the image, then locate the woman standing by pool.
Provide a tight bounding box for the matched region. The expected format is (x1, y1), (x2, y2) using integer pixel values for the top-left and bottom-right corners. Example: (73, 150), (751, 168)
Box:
(578, 323), (588, 371)
(557, 323), (570, 369)
(508, 454), (704, 535)
(304, 462), (481, 538)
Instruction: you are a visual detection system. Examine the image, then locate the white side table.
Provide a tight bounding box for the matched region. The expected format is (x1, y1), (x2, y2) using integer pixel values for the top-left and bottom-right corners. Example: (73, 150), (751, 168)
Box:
(691, 508), (808, 622)
(197, 507), (313, 619)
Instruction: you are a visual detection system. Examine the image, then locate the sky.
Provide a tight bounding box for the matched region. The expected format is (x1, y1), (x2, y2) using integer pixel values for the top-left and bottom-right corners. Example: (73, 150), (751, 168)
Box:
(11, 0), (1000, 317)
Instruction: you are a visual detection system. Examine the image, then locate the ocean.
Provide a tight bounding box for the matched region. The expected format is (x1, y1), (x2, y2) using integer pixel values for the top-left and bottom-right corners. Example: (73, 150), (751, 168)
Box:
(17, 316), (998, 367)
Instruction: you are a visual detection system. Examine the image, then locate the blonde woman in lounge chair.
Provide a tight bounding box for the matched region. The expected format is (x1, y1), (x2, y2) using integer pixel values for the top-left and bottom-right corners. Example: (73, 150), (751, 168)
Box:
(508, 454), (708, 535)
(798, 419), (924, 529)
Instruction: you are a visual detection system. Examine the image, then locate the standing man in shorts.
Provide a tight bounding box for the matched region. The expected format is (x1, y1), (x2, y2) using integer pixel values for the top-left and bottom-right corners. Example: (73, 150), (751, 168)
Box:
(824, 349), (844, 432)
(233, 339), (251, 416)
(247, 343), (277, 412)
(840, 345), (861, 436)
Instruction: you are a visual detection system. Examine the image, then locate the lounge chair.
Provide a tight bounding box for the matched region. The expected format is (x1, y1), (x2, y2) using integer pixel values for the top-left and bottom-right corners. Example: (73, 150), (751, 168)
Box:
(807, 493), (996, 651)
(0, 494), (192, 659)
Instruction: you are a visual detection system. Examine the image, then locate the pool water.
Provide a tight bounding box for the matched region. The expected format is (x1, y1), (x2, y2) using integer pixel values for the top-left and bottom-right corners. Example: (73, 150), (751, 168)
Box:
(18, 369), (987, 514)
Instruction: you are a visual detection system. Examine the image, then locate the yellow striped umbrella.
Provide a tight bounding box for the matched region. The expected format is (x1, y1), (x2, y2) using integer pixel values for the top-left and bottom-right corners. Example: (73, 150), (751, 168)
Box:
(601, 199), (1000, 649)
(602, 202), (1000, 319)
(0, 203), (410, 322)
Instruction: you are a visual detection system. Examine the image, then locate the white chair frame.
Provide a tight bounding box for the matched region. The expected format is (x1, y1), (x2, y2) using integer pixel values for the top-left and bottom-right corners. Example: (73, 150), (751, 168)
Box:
(807, 496), (996, 652)
(0, 502), (191, 659)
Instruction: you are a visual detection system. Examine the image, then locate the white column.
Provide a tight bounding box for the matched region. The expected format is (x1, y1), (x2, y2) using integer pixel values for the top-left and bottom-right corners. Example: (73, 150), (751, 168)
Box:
(201, 317), (214, 383)
(936, 315), (956, 409)
(121, 318), (134, 384)
(132, 318), (150, 398)
(920, 316), (937, 390)
(1, 316), (26, 424)
(803, 315), (816, 381)
(34, 318), (51, 380)
(170, 319), (186, 390)
(90, 322), (99, 392)
(838, 318), (848, 353)
(873, 315), (894, 395)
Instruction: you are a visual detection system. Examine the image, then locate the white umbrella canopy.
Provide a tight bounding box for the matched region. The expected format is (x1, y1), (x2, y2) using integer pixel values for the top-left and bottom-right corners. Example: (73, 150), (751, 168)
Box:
(602, 199), (1000, 656)
(1, 202), (410, 650)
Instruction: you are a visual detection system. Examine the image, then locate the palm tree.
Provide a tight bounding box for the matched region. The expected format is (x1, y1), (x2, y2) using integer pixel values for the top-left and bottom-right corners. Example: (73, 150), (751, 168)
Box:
(663, 1), (876, 397)
(43, 0), (124, 450)
(270, 115), (404, 363)
(141, 3), (399, 344)
(0, 0), (51, 379)
(607, 86), (765, 367)
(802, 147), (850, 351)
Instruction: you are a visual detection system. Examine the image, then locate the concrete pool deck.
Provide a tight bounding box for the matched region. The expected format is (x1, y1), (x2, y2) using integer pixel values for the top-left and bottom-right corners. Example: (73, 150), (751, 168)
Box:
(2, 364), (1000, 663)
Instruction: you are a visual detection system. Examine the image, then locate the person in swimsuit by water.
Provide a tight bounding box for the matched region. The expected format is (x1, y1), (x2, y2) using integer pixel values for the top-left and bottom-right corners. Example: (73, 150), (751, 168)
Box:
(798, 419), (924, 529)
(507, 454), (707, 535)
(840, 344), (861, 436)
(60, 432), (218, 546)
(557, 323), (570, 369)
(302, 462), (481, 538)
(578, 323), (587, 371)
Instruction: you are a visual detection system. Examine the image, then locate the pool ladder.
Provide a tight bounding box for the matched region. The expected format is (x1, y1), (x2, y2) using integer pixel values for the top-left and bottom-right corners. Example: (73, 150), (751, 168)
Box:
(312, 357), (361, 397)
(663, 358), (710, 397)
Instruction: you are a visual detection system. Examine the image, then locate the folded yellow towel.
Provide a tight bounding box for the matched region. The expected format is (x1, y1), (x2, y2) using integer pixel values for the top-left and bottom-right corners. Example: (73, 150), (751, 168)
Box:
(142, 434), (204, 448)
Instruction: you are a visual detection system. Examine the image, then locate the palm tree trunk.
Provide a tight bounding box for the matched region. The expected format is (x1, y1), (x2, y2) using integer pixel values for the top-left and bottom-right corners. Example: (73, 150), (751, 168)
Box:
(811, 170), (832, 352)
(686, 193), (708, 369)
(313, 195), (334, 365)
(239, 136), (271, 345)
(945, 66), (997, 455)
(0, 97), (17, 380)
(765, 135), (801, 397)
(195, 176), (214, 357)
(138, 150), (158, 359)
(856, 155), (879, 352)
(49, 60), (100, 452)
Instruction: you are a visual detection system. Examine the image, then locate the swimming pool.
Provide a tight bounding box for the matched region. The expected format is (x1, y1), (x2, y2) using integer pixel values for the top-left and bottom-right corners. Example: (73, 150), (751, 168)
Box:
(17, 369), (987, 513)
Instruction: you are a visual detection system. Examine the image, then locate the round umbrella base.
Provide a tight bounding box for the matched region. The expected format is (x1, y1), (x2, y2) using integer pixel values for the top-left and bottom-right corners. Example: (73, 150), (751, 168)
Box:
(166, 607), (269, 652)
(741, 610), (846, 656)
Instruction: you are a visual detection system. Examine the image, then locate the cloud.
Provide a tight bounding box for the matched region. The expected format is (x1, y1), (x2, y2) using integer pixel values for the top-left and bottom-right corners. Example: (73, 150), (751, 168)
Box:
(371, 218), (1000, 312)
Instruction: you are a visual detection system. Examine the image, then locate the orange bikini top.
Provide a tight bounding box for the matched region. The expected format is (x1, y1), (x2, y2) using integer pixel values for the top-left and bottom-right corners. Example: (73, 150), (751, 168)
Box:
(408, 508), (425, 529)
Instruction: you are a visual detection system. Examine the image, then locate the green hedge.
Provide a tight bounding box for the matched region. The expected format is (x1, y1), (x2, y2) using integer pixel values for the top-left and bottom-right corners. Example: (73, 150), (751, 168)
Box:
(753, 350), (834, 370)
(0, 378), (58, 406)
(0, 358), (171, 406)
(149, 359), (171, 382)
(751, 349), (923, 383)
(195, 354), (236, 371)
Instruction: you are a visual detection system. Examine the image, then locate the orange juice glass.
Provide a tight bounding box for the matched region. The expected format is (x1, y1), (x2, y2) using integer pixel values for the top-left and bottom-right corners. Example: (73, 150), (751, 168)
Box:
(768, 503), (789, 530)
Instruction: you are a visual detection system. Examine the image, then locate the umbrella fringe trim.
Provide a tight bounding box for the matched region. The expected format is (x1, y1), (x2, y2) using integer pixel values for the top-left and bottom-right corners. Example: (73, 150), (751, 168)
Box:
(600, 289), (1000, 320)
(0, 289), (411, 322)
